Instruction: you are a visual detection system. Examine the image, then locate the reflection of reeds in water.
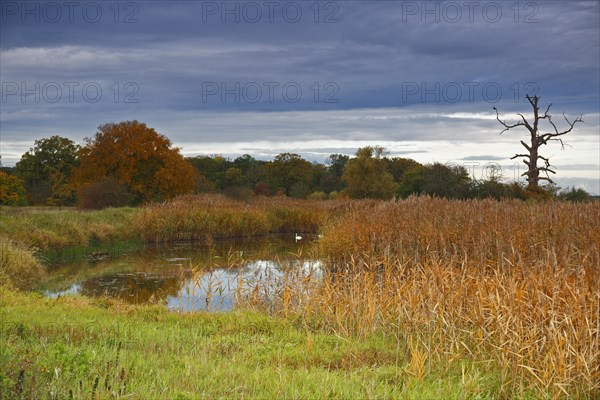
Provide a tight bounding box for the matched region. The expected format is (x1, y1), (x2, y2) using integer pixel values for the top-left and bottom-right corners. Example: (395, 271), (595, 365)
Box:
(174, 249), (322, 313)
(177, 249), (248, 312)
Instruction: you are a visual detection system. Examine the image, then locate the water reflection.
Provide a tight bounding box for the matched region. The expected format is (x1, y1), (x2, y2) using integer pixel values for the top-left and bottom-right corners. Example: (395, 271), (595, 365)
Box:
(171, 259), (322, 312)
(43, 235), (321, 312)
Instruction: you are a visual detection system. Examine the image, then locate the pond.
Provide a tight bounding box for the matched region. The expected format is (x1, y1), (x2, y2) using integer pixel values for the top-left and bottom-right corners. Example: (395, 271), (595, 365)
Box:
(42, 235), (322, 312)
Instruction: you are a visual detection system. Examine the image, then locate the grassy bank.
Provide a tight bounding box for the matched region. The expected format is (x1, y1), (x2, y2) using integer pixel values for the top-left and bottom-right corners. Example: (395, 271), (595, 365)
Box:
(0, 195), (346, 249)
(0, 290), (503, 399)
(0, 207), (139, 251)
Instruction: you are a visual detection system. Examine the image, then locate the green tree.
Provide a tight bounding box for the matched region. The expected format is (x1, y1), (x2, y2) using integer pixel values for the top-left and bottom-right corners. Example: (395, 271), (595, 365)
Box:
(187, 156), (231, 190)
(225, 167), (243, 186)
(268, 153), (313, 198)
(397, 164), (424, 198)
(233, 155), (268, 188)
(15, 136), (79, 205)
(397, 163), (471, 199)
(470, 179), (511, 200)
(327, 154), (350, 178)
(318, 154), (349, 193)
(385, 157), (422, 182)
(560, 187), (590, 202)
(310, 163), (330, 193)
(343, 146), (395, 199)
(421, 163), (471, 199)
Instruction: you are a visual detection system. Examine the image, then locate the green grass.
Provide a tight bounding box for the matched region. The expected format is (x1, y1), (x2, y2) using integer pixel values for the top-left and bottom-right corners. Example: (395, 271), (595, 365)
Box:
(0, 289), (505, 399)
(0, 195), (333, 249)
(0, 207), (139, 250)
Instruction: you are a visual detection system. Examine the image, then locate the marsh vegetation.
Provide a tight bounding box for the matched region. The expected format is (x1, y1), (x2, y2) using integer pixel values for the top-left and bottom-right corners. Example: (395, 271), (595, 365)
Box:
(1, 195), (598, 398)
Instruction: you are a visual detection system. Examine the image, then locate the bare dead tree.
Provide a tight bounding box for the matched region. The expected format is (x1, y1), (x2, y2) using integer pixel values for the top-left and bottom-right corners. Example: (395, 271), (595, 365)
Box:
(493, 95), (583, 190)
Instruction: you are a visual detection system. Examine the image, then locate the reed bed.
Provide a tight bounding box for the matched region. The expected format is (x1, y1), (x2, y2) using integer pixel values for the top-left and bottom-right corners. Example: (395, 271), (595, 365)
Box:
(237, 197), (599, 398)
(0, 238), (45, 290)
(318, 197), (599, 269)
(133, 194), (358, 242)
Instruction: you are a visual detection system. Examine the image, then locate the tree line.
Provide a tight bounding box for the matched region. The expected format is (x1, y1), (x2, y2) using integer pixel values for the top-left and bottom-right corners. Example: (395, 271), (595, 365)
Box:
(0, 120), (590, 208)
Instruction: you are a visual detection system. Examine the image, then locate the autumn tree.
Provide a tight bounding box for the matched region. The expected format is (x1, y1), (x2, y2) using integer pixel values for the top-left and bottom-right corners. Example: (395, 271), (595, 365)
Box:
(72, 121), (197, 204)
(77, 177), (133, 209)
(0, 171), (27, 205)
(15, 135), (79, 205)
(494, 95), (583, 190)
(343, 146), (395, 199)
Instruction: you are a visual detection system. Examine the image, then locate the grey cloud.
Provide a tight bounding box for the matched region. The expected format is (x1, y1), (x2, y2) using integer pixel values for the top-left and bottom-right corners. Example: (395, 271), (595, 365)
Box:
(0, 1), (597, 192)
(553, 164), (600, 171)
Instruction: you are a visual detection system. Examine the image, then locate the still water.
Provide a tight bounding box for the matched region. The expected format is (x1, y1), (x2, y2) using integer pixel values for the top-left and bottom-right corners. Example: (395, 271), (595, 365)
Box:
(42, 236), (322, 312)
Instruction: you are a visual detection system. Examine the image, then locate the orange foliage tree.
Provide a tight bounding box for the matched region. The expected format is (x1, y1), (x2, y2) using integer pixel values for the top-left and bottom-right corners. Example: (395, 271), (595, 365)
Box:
(0, 171), (27, 205)
(72, 121), (197, 204)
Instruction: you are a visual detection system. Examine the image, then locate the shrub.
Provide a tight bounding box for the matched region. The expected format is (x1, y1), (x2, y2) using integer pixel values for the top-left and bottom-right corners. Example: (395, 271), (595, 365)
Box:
(561, 186), (590, 202)
(254, 181), (270, 196)
(223, 186), (255, 201)
(308, 191), (327, 200)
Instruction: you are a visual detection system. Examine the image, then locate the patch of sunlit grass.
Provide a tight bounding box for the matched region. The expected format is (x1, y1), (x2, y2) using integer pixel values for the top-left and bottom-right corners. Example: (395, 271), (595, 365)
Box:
(0, 207), (138, 250)
(1, 289), (499, 399)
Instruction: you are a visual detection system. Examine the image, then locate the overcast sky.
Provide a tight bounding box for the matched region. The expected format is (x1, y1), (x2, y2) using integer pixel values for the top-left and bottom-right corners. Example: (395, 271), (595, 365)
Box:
(1, 0), (599, 193)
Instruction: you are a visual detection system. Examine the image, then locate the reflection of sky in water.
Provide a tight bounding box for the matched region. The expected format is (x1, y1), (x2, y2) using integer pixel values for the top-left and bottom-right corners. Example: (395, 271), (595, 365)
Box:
(169, 259), (322, 312)
(43, 237), (322, 312)
(46, 283), (82, 298)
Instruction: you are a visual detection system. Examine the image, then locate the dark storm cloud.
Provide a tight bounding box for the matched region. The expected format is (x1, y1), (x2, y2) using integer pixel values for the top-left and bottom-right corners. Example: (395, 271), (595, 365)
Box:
(2, 1), (598, 112)
(1, 0), (598, 191)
